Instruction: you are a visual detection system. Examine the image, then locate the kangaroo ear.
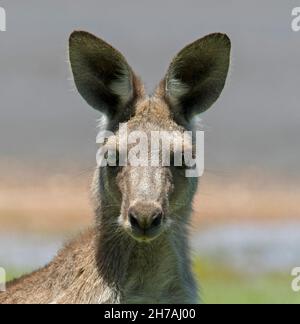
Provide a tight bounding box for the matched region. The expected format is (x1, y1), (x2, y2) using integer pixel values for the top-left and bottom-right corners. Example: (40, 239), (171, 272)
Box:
(69, 31), (143, 120)
(163, 33), (231, 124)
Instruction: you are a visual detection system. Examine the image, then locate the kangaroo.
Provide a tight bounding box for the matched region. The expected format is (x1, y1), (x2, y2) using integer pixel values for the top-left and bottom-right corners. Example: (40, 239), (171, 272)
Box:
(0, 31), (231, 304)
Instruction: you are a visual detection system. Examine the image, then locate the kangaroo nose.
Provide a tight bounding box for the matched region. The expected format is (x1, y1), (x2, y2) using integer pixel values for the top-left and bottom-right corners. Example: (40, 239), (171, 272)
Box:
(128, 205), (163, 234)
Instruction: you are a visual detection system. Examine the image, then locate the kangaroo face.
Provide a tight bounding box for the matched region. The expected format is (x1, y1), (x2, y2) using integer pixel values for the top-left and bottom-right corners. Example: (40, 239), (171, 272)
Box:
(69, 31), (231, 242)
(107, 98), (198, 242)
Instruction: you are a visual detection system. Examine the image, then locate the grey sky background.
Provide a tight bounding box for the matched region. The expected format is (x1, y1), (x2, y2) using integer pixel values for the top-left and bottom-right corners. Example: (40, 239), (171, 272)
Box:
(0, 0), (299, 178)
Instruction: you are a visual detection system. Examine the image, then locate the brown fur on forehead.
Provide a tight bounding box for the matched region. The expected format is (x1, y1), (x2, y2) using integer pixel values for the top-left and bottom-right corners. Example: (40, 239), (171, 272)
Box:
(103, 97), (193, 153)
(129, 97), (185, 132)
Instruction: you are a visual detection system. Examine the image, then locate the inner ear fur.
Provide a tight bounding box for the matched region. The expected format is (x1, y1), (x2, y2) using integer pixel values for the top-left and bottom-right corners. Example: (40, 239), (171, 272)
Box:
(161, 33), (231, 125)
(69, 31), (144, 121)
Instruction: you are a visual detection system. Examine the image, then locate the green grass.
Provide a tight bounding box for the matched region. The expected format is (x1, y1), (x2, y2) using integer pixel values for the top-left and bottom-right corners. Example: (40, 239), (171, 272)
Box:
(4, 261), (300, 304)
(4, 269), (30, 283)
(193, 258), (300, 304)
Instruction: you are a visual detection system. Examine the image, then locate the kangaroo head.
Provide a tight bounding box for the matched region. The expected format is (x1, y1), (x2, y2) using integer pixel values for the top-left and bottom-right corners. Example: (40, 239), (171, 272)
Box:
(69, 31), (231, 243)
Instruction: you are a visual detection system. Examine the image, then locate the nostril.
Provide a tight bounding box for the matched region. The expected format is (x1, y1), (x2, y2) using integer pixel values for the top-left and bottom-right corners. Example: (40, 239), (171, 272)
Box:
(129, 212), (140, 229)
(151, 212), (163, 228)
(128, 206), (164, 234)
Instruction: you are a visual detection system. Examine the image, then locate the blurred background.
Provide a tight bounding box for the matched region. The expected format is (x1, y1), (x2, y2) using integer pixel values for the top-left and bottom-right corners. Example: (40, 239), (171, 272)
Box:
(0, 0), (300, 303)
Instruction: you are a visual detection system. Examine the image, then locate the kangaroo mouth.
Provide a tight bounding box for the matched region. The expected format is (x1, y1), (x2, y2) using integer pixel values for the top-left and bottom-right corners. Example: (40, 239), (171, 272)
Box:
(122, 216), (165, 243)
(128, 227), (163, 243)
